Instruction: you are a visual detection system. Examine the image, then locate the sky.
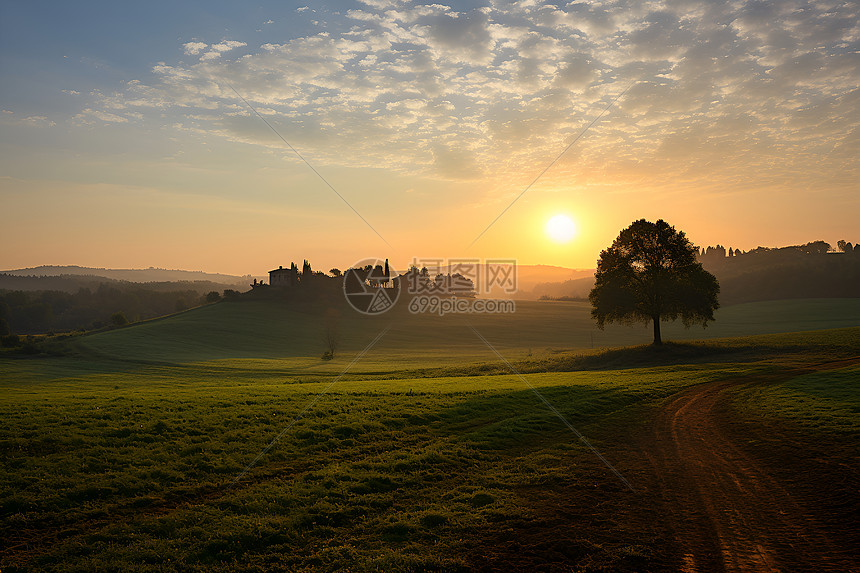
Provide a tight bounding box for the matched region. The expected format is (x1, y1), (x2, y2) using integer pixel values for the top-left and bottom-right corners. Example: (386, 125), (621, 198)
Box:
(1, 0), (858, 276)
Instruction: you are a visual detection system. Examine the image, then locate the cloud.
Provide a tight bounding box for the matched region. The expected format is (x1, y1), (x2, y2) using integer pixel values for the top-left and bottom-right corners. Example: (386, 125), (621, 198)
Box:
(74, 108), (130, 124)
(183, 40), (247, 61)
(22, 115), (56, 127)
(421, 9), (494, 63)
(199, 40), (247, 61)
(73, 0), (859, 189)
(554, 53), (598, 89)
(0, 110), (56, 127)
(183, 42), (208, 55)
(627, 11), (694, 60)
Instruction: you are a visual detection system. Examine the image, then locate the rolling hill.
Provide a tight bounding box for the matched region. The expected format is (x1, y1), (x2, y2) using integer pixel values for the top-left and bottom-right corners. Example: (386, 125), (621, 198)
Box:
(61, 297), (860, 369)
(1, 265), (254, 286)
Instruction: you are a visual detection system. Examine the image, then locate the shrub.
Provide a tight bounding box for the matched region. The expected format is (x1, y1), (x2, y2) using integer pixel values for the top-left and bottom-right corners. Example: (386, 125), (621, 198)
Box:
(110, 312), (129, 327)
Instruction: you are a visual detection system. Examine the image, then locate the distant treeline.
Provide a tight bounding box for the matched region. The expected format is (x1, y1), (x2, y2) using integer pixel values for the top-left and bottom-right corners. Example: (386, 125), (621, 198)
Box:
(532, 240), (860, 305)
(698, 241), (860, 304)
(0, 282), (239, 335)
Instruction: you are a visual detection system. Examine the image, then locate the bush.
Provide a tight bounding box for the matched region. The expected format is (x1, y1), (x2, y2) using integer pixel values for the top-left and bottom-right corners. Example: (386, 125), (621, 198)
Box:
(321, 351), (334, 360)
(110, 312), (129, 327)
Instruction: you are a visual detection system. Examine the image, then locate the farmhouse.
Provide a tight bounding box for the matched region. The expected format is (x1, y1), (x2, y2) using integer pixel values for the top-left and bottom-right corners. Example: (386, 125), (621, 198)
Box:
(269, 265), (298, 287)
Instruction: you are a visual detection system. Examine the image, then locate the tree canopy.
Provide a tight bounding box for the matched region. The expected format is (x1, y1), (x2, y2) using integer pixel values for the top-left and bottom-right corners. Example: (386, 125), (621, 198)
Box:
(589, 219), (720, 345)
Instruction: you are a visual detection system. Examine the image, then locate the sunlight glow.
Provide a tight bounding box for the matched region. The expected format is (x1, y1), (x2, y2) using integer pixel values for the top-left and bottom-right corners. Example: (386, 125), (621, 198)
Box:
(546, 214), (577, 243)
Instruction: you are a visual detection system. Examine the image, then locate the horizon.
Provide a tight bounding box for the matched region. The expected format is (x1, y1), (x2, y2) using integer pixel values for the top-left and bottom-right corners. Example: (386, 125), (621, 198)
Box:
(2, 232), (854, 279)
(2, 0), (858, 276)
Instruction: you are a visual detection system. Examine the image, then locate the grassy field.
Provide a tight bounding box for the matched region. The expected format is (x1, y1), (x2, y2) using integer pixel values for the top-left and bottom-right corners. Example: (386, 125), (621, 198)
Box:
(33, 296), (860, 369)
(1, 298), (858, 570)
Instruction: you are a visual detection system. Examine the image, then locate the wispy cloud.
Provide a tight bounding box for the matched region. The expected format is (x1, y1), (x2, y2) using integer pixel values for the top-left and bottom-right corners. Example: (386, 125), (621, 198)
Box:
(73, 108), (131, 124)
(0, 110), (57, 127)
(184, 40), (247, 61)
(72, 0), (859, 188)
(199, 40), (247, 61)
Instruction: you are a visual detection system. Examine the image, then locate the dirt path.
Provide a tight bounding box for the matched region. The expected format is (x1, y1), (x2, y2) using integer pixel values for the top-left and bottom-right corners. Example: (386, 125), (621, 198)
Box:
(646, 360), (859, 572)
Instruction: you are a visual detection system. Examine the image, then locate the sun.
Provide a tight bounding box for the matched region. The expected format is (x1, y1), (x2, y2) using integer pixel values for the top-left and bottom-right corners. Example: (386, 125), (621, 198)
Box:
(545, 214), (577, 243)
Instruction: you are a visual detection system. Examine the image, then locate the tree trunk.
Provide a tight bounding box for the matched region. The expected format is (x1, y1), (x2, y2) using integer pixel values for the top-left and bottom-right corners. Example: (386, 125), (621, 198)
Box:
(652, 316), (662, 345)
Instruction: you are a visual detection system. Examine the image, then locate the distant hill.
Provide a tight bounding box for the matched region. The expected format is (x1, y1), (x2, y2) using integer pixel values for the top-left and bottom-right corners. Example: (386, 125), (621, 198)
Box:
(530, 276), (595, 300)
(1, 265), (255, 285)
(529, 247), (860, 305)
(699, 249), (860, 305)
(420, 263), (593, 299)
(0, 273), (249, 295)
(0, 266), (258, 334)
(504, 264), (594, 295)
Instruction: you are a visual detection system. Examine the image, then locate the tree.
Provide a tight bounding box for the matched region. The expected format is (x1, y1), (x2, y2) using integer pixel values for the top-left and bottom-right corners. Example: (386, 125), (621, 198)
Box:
(329, 268), (342, 277)
(800, 240), (830, 255)
(589, 219), (720, 345)
(205, 291), (221, 303)
(321, 308), (340, 360)
(110, 311), (129, 327)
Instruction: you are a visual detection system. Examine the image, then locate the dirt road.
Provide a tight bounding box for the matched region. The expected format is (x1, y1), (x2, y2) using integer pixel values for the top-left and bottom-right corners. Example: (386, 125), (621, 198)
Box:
(645, 362), (859, 572)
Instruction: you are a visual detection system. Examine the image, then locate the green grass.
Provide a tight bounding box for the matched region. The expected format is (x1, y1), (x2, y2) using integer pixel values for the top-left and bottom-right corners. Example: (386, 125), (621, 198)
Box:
(1, 298), (858, 571)
(733, 364), (860, 433)
(35, 297), (860, 370)
(0, 360), (742, 571)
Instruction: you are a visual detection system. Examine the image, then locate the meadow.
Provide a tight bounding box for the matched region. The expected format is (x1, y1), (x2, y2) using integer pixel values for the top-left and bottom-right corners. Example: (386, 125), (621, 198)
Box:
(1, 298), (858, 571)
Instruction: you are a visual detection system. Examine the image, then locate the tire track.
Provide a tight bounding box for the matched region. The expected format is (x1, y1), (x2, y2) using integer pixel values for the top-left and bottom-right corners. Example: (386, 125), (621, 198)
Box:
(646, 358), (860, 572)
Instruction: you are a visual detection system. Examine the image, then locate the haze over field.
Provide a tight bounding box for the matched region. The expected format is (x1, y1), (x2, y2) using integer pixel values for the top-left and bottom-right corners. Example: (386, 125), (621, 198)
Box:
(2, 0), (858, 276)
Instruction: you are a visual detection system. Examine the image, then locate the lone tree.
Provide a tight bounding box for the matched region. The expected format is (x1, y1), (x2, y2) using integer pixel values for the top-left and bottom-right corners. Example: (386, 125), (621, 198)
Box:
(321, 307), (341, 360)
(589, 219), (720, 345)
